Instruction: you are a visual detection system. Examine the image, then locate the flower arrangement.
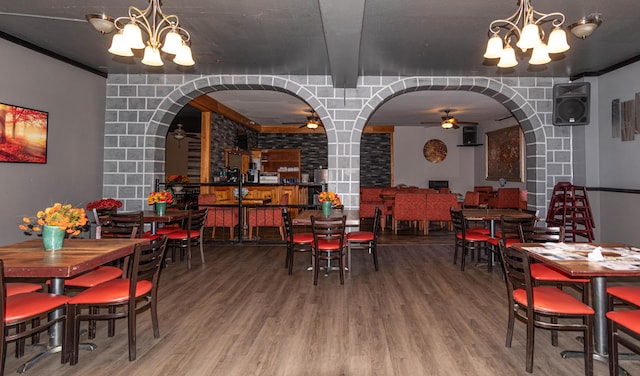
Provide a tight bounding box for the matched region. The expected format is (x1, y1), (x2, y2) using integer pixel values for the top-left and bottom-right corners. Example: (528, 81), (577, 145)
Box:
(19, 203), (88, 237)
(148, 190), (174, 205)
(167, 175), (189, 184)
(233, 187), (249, 198)
(318, 191), (341, 206)
(86, 198), (123, 211)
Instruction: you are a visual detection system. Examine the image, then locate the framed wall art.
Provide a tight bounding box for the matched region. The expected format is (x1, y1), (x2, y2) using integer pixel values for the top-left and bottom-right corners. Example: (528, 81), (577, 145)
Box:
(0, 102), (48, 163)
(485, 125), (524, 182)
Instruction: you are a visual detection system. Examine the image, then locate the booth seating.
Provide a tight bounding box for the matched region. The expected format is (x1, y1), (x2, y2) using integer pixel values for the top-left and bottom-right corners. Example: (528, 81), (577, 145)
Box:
(359, 187), (384, 221)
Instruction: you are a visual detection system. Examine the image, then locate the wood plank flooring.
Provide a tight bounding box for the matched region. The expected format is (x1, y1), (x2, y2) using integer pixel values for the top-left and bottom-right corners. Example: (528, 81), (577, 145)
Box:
(6, 234), (640, 376)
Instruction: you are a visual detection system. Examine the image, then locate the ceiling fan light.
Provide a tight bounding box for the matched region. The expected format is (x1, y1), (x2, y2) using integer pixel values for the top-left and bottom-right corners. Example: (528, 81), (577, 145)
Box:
(483, 35), (504, 59)
(529, 43), (551, 65)
(547, 27), (570, 53)
(108, 31), (134, 57)
(141, 46), (164, 66)
(161, 30), (183, 55)
(173, 43), (195, 66)
(516, 23), (542, 51)
(497, 45), (518, 68)
(441, 121), (454, 129)
(123, 22), (145, 49)
(306, 120), (319, 129)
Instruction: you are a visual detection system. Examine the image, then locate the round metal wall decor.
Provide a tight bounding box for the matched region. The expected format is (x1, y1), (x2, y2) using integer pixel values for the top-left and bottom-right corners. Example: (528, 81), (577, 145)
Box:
(423, 139), (447, 163)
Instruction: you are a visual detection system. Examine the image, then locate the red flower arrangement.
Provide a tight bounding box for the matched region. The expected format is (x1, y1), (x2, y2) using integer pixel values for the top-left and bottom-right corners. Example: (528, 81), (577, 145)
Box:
(86, 198), (123, 211)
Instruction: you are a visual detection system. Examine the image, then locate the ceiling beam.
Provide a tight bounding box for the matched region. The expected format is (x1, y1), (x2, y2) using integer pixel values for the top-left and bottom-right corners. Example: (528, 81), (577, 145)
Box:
(318, 0), (365, 88)
(190, 95), (261, 132)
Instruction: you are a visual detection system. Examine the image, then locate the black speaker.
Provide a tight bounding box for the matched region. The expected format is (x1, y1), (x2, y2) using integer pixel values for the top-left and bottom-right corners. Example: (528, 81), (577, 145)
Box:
(462, 126), (477, 145)
(553, 82), (590, 126)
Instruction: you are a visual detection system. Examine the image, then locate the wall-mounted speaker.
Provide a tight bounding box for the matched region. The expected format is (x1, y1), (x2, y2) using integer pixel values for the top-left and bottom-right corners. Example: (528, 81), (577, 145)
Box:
(462, 126), (477, 144)
(553, 82), (590, 126)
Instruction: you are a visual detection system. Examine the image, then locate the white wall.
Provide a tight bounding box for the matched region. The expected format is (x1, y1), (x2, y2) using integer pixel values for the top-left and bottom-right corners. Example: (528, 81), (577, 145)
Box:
(590, 61), (640, 244)
(0, 38), (106, 245)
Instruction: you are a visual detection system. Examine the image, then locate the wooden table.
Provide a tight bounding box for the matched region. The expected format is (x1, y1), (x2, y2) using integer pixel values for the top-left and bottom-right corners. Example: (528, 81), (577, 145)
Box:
(292, 208), (360, 227)
(142, 209), (190, 234)
(462, 208), (533, 237)
(0, 238), (146, 371)
(512, 242), (640, 360)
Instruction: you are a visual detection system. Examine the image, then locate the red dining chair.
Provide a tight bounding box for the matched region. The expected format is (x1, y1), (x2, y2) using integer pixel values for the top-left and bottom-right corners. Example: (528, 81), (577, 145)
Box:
(282, 208), (314, 275)
(165, 208), (208, 269)
(485, 215), (536, 273)
(248, 193), (289, 240)
(424, 193), (458, 235)
(311, 215), (347, 285)
(67, 235), (168, 364)
(346, 206), (381, 271)
(392, 192), (426, 235)
(199, 194), (239, 240)
(606, 307), (640, 375)
(451, 208), (489, 271)
(498, 240), (594, 375)
(0, 260), (71, 374)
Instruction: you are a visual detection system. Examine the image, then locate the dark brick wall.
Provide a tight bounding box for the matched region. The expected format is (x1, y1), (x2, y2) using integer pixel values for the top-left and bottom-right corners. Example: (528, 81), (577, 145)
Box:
(361, 133), (391, 187)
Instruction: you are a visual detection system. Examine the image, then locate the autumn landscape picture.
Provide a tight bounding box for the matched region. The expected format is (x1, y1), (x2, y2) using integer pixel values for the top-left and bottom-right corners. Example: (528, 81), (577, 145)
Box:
(0, 103), (48, 163)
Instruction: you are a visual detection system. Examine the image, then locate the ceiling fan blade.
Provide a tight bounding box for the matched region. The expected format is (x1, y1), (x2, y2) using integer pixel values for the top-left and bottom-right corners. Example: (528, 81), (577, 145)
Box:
(420, 121), (440, 125)
(455, 121), (479, 125)
(495, 114), (515, 121)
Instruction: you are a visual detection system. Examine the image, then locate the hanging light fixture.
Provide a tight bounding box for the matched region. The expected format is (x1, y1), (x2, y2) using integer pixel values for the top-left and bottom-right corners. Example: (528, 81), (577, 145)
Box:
(483, 0), (569, 67)
(107, 0), (194, 67)
(173, 124), (186, 140)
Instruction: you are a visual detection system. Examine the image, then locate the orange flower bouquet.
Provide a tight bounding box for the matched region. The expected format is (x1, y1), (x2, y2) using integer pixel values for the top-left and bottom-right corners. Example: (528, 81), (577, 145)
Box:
(318, 191), (341, 206)
(167, 175), (189, 184)
(19, 203), (88, 237)
(148, 190), (174, 205)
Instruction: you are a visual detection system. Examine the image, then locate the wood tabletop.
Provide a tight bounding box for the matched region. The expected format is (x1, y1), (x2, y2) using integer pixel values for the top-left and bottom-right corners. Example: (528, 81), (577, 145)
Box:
(141, 209), (190, 223)
(292, 209), (360, 226)
(462, 208), (533, 221)
(512, 242), (640, 278)
(0, 238), (145, 278)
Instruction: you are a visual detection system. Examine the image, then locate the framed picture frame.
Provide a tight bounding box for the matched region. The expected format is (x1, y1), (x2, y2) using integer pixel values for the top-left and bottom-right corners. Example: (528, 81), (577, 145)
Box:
(485, 125), (524, 182)
(0, 102), (48, 163)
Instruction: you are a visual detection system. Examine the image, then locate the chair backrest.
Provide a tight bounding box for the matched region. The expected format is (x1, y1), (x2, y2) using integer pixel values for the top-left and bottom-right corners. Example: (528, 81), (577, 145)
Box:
(96, 225), (139, 239)
(393, 192), (427, 221)
(520, 225), (565, 243)
(360, 187), (383, 203)
(425, 193), (458, 221)
(499, 215), (537, 242)
(107, 211), (145, 238)
(450, 208), (465, 236)
(126, 236), (168, 296)
(92, 207), (117, 227)
(495, 188), (522, 209)
(185, 208), (208, 236)
(463, 191), (480, 208)
(279, 193), (290, 205)
(371, 206), (382, 246)
(498, 239), (533, 312)
(311, 215), (347, 249)
(282, 208), (293, 243)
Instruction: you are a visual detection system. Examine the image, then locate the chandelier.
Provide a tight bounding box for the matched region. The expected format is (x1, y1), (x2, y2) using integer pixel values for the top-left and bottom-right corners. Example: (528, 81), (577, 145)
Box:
(107, 0), (194, 67)
(483, 0), (569, 68)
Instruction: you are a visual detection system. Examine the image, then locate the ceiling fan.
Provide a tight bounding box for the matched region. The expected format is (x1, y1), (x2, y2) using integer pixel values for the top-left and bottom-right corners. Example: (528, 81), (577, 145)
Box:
(420, 109), (479, 129)
(282, 109), (323, 129)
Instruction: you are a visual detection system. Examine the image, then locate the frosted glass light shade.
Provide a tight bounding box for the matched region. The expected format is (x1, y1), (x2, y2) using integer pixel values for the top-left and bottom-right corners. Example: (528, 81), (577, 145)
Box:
(161, 30), (183, 55)
(173, 44), (195, 66)
(516, 23), (542, 51)
(123, 23), (145, 49)
(108, 32), (134, 57)
(547, 28), (570, 53)
(141, 46), (163, 66)
(497, 45), (518, 68)
(529, 43), (551, 65)
(483, 35), (504, 59)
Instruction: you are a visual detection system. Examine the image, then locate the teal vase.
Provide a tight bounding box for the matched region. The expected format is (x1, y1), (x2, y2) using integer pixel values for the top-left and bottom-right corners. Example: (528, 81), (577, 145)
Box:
(42, 225), (65, 251)
(155, 202), (167, 216)
(321, 201), (332, 216)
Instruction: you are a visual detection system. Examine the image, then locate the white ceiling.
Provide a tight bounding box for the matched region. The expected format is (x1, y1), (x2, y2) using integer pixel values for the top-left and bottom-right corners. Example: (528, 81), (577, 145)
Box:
(1, 0), (636, 128)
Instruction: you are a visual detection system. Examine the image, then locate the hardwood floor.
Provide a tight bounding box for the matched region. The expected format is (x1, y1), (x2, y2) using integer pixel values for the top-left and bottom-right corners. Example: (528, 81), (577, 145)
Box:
(6, 233), (640, 375)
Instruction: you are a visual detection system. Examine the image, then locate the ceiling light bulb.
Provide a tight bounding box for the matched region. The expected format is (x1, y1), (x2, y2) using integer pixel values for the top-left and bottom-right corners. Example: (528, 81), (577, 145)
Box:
(173, 43), (195, 66)
(483, 35), (504, 59)
(497, 45), (518, 68)
(141, 46), (164, 66)
(529, 43), (551, 65)
(108, 31), (134, 57)
(86, 13), (117, 34)
(123, 22), (145, 49)
(306, 121), (319, 129)
(162, 30), (183, 55)
(441, 122), (454, 129)
(516, 23), (542, 51)
(547, 27), (570, 53)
